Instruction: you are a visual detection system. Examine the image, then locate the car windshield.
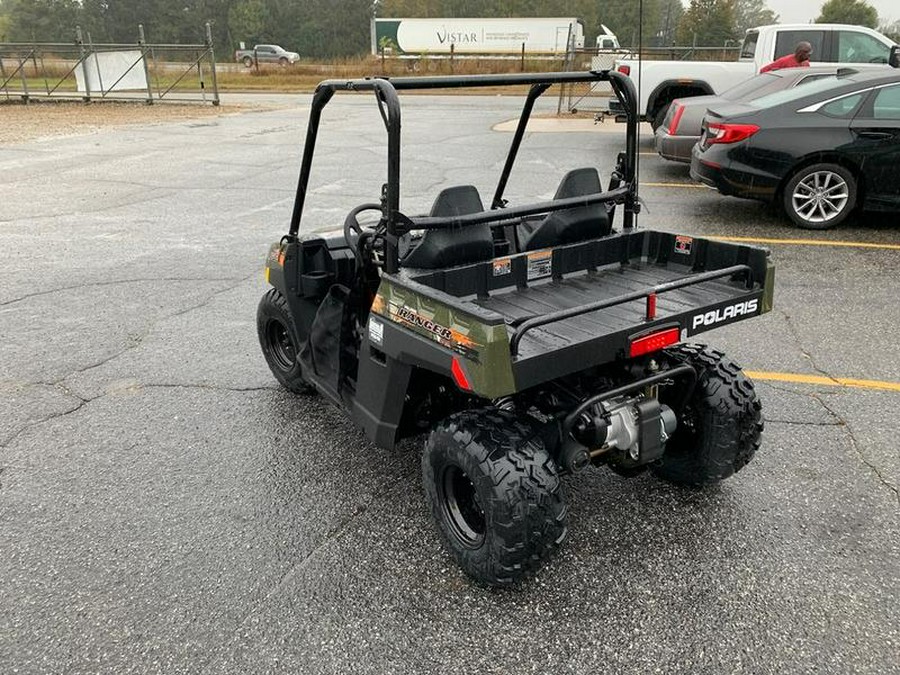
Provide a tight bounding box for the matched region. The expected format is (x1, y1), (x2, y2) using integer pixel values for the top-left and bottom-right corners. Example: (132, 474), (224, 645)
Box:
(721, 73), (780, 100)
(748, 75), (846, 109)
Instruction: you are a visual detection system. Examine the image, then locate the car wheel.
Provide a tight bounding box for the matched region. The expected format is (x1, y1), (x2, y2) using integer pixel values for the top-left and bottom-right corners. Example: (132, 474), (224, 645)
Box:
(279, 57), (289, 66)
(783, 163), (857, 230)
(242, 56), (253, 68)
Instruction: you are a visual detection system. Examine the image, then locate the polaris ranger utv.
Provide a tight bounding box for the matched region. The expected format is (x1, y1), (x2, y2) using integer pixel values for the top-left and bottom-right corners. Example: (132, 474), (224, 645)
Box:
(257, 70), (774, 586)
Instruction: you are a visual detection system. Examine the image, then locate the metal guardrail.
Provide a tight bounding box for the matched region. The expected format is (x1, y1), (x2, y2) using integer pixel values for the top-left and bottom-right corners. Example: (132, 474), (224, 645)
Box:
(0, 23), (219, 105)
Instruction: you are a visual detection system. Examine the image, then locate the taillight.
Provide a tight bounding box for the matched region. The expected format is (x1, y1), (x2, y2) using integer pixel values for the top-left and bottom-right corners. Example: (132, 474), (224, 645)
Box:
(667, 103), (685, 135)
(706, 122), (760, 145)
(617, 64), (631, 76)
(629, 328), (681, 358)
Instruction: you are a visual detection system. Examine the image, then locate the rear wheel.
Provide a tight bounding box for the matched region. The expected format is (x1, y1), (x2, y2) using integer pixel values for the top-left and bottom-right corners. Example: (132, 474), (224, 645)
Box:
(422, 408), (567, 586)
(783, 163), (856, 229)
(242, 55), (253, 68)
(653, 344), (763, 487)
(257, 289), (314, 394)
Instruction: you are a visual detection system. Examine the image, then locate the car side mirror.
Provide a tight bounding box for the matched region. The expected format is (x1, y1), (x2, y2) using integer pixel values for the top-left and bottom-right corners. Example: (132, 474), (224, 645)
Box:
(890, 45), (900, 68)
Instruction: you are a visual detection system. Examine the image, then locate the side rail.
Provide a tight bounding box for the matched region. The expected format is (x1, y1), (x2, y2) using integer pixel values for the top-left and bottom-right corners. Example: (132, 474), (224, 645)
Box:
(508, 264), (753, 356)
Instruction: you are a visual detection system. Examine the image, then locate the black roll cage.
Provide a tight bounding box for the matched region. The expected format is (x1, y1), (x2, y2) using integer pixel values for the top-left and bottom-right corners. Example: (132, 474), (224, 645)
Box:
(288, 70), (640, 274)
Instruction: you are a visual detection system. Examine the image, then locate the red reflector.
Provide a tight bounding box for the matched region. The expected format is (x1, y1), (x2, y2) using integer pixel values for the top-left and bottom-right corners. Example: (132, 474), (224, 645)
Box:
(646, 292), (657, 320)
(707, 122), (760, 145)
(629, 328), (681, 358)
(451, 357), (471, 391)
(618, 64), (631, 76)
(668, 103), (685, 135)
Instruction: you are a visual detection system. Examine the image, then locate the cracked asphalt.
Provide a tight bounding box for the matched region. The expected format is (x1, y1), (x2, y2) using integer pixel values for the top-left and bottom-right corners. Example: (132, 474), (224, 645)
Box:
(1, 93), (898, 674)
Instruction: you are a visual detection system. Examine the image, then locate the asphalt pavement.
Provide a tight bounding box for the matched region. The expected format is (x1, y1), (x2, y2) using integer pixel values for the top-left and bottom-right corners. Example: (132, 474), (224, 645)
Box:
(1, 92), (898, 674)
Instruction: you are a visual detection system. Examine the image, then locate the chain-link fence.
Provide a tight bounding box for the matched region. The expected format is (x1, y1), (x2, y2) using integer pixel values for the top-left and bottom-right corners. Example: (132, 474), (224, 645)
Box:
(1, 23), (219, 105)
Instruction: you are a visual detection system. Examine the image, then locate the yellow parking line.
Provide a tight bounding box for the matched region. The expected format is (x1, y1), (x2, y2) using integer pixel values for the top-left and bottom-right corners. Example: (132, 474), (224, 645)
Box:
(643, 182), (706, 189)
(745, 371), (900, 393)
(711, 235), (900, 252)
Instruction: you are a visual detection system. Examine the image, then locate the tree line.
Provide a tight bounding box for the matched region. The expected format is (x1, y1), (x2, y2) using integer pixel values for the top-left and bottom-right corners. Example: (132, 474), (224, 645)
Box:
(0, 0), (895, 57)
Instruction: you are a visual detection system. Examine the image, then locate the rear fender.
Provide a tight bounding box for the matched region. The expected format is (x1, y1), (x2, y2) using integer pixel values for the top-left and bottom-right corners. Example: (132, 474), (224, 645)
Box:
(368, 278), (516, 399)
(777, 153), (864, 203)
(648, 80), (714, 119)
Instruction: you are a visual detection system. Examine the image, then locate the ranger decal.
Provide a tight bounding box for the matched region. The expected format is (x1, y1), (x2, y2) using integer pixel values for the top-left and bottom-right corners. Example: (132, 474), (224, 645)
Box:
(388, 302), (481, 362)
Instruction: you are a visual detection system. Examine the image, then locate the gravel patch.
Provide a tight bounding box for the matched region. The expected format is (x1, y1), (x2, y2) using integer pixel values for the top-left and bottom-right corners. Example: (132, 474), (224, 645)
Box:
(0, 100), (240, 145)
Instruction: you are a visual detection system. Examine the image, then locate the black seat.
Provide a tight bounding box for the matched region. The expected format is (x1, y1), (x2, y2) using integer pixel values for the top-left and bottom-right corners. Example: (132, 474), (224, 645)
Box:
(519, 168), (611, 251)
(402, 185), (494, 269)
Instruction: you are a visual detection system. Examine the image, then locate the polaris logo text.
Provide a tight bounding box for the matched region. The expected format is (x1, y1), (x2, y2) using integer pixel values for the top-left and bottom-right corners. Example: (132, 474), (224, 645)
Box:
(692, 299), (759, 330)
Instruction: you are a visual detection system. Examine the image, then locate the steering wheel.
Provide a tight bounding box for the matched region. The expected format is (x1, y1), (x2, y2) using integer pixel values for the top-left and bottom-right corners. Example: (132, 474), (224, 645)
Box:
(343, 203), (383, 255)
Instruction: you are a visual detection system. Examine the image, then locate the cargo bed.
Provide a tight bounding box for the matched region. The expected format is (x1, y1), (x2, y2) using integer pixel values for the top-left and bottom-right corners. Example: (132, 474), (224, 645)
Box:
(405, 230), (772, 388)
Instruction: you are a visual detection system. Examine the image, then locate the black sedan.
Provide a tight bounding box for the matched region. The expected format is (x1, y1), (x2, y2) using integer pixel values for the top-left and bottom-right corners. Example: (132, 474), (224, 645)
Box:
(656, 66), (850, 163)
(691, 70), (900, 228)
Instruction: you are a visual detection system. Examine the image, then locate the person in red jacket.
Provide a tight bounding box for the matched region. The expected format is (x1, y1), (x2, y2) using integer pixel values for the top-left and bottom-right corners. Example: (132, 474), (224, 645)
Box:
(760, 42), (812, 73)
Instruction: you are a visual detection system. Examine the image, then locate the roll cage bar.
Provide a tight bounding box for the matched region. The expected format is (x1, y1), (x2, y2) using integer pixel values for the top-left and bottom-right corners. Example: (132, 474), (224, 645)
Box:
(288, 70), (640, 274)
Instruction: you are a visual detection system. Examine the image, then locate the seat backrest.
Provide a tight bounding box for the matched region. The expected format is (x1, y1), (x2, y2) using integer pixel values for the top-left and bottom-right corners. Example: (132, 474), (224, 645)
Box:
(402, 185), (495, 269)
(520, 168), (611, 251)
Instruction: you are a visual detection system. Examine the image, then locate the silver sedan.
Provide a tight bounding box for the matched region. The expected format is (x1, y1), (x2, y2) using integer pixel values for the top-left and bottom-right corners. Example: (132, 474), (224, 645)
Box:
(655, 66), (849, 163)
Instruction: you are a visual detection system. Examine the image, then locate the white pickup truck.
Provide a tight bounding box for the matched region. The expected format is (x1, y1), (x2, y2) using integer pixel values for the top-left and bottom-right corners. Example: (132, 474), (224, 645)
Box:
(609, 23), (897, 129)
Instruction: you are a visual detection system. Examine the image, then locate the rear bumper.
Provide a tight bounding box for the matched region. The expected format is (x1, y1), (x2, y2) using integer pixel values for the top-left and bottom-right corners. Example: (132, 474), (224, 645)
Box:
(655, 129), (697, 163)
(690, 144), (781, 200)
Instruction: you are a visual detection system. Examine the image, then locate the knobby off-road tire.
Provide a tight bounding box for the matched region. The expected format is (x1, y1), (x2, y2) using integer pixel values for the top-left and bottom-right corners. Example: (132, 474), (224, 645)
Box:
(653, 344), (763, 487)
(422, 408), (567, 586)
(256, 289), (314, 394)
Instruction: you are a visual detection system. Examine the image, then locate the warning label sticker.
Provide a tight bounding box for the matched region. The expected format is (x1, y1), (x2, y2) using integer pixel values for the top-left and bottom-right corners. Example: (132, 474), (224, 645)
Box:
(526, 250), (552, 281)
(674, 235), (693, 255)
(492, 257), (512, 277)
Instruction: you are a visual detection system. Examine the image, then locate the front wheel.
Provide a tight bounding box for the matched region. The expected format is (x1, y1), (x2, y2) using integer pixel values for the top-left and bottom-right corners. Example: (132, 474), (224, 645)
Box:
(782, 163), (857, 229)
(653, 344), (763, 487)
(256, 289), (314, 394)
(422, 408), (567, 586)
(278, 56), (289, 66)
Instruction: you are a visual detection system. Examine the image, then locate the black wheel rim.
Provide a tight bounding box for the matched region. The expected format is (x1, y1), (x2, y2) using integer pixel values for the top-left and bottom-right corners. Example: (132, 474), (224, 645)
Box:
(266, 319), (296, 371)
(440, 465), (485, 549)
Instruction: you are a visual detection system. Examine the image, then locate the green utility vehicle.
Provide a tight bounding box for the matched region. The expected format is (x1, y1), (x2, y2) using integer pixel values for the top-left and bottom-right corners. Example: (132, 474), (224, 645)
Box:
(257, 70), (774, 585)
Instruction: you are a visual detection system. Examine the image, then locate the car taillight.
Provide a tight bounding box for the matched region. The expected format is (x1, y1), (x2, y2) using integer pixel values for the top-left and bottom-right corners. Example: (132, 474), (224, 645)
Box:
(629, 328), (681, 358)
(706, 122), (760, 145)
(617, 64), (631, 76)
(667, 103), (686, 135)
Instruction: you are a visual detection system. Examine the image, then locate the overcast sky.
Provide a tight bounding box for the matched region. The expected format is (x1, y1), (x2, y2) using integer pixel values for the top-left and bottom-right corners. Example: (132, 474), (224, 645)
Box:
(765, 0), (897, 25)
